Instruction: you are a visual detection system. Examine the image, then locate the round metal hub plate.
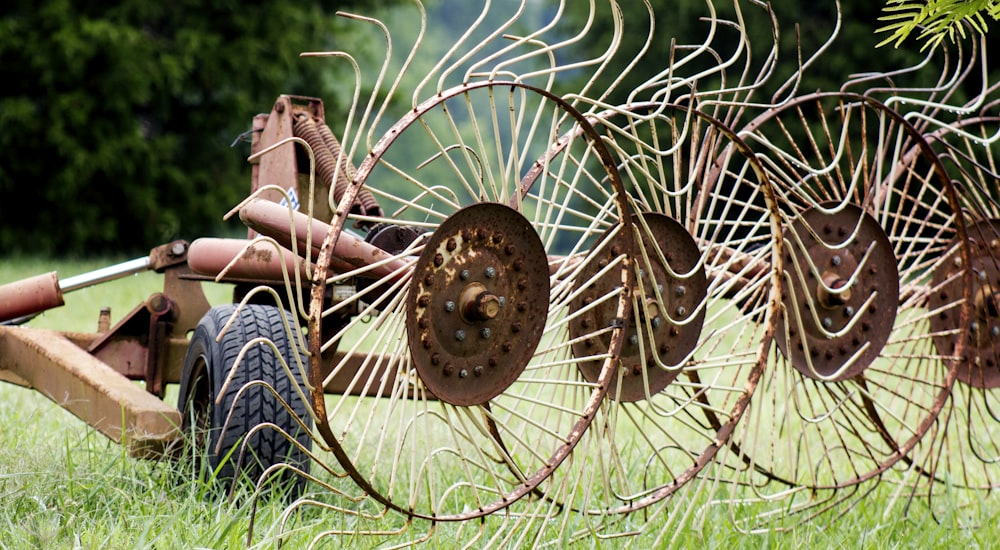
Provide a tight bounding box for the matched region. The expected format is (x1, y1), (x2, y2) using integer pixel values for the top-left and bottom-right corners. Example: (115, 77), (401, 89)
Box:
(572, 213), (706, 402)
(930, 218), (1000, 389)
(406, 203), (550, 406)
(775, 203), (899, 382)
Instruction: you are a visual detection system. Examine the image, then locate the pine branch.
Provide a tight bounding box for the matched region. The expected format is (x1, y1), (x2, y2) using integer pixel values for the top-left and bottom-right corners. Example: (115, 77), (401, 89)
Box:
(877, 0), (1000, 50)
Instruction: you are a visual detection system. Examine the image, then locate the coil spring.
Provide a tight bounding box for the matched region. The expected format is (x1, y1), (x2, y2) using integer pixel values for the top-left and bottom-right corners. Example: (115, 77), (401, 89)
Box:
(292, 113), (383, 228)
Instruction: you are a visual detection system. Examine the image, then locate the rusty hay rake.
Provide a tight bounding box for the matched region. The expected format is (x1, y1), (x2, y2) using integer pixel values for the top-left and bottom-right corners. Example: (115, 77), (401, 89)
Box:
(2, 1), (999, 546)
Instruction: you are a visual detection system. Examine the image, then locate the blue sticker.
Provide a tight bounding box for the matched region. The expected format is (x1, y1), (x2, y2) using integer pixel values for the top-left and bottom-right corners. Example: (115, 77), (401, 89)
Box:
(278, 186), (300, 211)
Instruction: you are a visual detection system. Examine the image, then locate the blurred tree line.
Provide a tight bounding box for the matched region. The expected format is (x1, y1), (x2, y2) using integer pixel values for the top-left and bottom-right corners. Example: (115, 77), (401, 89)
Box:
(0, 0), (396, 256)
(0, 1), (994, 256)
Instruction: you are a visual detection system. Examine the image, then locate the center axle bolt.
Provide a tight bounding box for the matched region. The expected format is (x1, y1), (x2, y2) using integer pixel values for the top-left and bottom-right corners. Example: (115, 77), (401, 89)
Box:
(460, 282), (501, 321)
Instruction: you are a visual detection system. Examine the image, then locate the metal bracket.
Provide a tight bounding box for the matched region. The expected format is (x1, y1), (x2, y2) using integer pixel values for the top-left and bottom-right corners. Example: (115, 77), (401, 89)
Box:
(86, 293), (176, 397)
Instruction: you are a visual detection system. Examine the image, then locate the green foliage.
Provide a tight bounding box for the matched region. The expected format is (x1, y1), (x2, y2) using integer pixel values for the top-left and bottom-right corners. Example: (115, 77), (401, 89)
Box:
(0, 1), (392, 255)
(1, 1), (995, 256)
(878, 0), (1000, 50)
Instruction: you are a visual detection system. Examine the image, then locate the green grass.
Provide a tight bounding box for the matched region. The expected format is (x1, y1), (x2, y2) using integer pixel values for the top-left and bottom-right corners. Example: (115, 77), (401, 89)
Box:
(2, 257), (1000, 548)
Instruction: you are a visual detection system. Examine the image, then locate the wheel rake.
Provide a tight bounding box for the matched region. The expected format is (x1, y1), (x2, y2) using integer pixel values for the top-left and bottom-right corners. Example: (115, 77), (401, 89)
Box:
(241, 2), (646, 543)
(686, 89), (972, 533)
(871, 84), (1000, 523)
(2, 1), (998, 547)
(238, 0), (791, 544)
(524, 101), (783, 542)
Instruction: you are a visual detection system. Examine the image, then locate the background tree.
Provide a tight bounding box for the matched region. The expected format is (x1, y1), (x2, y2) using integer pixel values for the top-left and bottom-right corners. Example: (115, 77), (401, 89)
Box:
(0, 0), (394, 256)
(0, 1), (995, 256)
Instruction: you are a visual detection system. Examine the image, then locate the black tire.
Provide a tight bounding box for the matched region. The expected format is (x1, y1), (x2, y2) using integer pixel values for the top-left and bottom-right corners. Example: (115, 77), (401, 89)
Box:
(178, 304), (312, 492)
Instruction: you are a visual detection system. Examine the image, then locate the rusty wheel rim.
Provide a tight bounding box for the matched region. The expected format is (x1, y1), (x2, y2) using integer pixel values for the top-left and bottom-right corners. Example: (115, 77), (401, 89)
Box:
(519, 102), (782, 520)
(714, 92), (969, 530)
(886, 113), (1000, 512)
(932, 219), (1000, 390)
(306, 81), (635, 521)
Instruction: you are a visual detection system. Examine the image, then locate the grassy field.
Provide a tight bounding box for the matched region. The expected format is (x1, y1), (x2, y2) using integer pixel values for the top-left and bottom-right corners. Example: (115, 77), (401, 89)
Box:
(1, 257), (999, 548)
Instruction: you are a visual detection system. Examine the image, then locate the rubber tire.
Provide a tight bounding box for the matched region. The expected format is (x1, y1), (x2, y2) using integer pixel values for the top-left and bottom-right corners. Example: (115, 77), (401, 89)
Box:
(178, 304), (311, 492)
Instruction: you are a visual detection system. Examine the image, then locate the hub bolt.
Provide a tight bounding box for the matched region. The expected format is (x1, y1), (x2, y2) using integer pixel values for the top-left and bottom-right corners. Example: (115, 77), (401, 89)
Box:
(455, 330), (466, 341)
(445, 301), (456, 312)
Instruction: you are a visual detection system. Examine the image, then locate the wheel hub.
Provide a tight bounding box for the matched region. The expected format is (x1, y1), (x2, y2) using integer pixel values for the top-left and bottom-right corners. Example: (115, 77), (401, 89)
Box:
(407, 203), (549, 406)
(930, 219), (1000, 389)
(775, 203), (899, 381)
(572, 213), (706, 402)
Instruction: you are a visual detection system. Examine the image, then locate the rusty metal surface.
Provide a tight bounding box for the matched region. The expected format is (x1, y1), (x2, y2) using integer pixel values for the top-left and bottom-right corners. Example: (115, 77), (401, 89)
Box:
(249, 96), (318, 227)
(239, 199), (411, 278)
(86, 293), (176, 396)
(187, 237), (311, 282)
(573, 213), (707, 401)
(0, 326), (181, 457)
(932, 218), (1000, 389)
(775, 203), (899, 381)
(56, 330), (190, 385)
(147, 240), (190, 272)
(0, 271), (63, 323)
(250, 94), (380, 236)
(406, 203), (549, 407)
(161, 264), (211, 336)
